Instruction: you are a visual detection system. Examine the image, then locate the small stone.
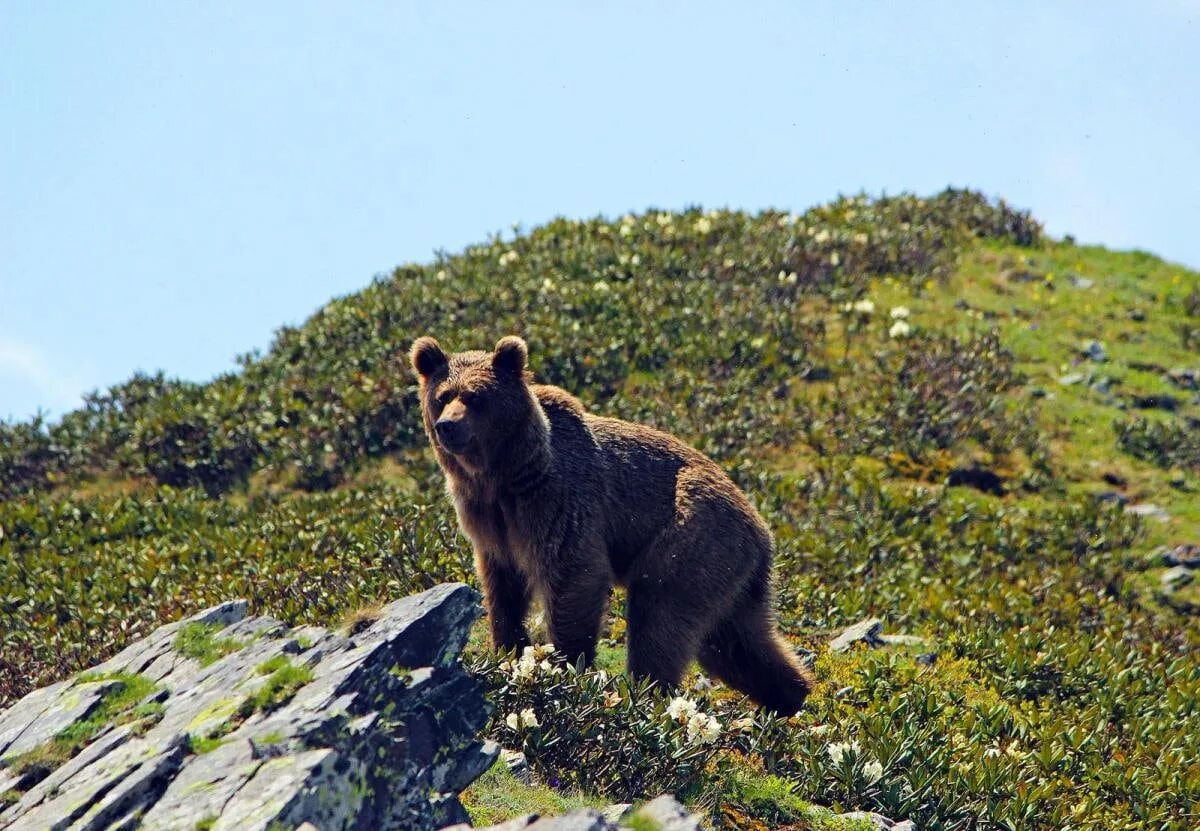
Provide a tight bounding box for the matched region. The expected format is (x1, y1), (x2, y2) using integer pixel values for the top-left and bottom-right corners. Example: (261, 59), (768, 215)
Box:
(829, 618), (884, 652)
(916, 652), (939, 667)
(629, 794), (703, 831)
(1128, 308), (1147, 322)
(795, 647), (817, 670)
(1165, 544), (1200, 569)
(1166, 368), (1198, 390)
(839, 810), (895, 830)
(1095, 491), (1129, 507)
(1081, 341), (1107, 362)
(892, 822), (919, 831)
(501, 747), (532, 785)
(1162, 566), (1194, 589)
(1126, 503), (1171, 522)
(601, 802), (632, 822)
(878, 634), (927, 647)
(1058, 373), (1086, 386)
(1068, 275), (1095, 289)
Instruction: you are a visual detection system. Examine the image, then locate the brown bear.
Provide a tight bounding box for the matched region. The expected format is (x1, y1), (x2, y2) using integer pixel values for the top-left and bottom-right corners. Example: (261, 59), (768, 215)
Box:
(410, 335), (812, 713)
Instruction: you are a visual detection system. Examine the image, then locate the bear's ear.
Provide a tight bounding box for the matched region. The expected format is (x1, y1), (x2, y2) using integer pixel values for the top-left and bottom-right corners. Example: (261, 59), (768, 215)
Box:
(492, 336), (528, 377)
(410, 336), (448, 378)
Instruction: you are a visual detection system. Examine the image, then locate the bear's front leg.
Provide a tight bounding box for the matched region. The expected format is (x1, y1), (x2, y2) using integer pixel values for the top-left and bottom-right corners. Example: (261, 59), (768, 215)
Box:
(544, 553), (612, 668)
(477, 550), (532, 652)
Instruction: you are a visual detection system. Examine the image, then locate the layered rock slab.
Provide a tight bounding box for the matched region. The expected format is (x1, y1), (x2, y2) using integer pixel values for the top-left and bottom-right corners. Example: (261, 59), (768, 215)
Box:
(0, 583), (490, 831)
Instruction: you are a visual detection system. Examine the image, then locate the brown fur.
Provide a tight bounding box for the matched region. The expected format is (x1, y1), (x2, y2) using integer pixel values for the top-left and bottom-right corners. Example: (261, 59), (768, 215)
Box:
(409, 335), (812, 713)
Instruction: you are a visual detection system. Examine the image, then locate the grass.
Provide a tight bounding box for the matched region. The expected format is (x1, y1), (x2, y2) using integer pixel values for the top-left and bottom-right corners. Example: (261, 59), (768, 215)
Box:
(460, 760), (607, 826)
(173, 622), (246, 667)
(238, 658), (314, 717)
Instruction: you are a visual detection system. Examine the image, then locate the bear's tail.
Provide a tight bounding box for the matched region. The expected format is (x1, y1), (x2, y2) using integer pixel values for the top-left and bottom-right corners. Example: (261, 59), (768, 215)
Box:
(698, 601), (813, 715)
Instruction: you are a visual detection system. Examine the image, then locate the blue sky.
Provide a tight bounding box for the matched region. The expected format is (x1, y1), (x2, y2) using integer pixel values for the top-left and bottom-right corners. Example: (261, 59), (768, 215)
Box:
(3, 2), (1198, 420)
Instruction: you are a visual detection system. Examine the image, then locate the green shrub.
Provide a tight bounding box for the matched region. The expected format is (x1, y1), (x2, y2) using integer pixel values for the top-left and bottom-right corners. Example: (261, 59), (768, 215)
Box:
(1115, 417), (1200, 471)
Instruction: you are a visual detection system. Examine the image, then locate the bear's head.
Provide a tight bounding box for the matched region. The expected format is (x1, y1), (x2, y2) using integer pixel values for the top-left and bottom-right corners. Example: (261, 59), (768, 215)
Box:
(409, 335), (541, 474)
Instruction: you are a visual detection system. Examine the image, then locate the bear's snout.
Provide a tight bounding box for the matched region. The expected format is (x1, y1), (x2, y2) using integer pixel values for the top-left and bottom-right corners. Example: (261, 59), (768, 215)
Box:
(435, 417), (470, 451)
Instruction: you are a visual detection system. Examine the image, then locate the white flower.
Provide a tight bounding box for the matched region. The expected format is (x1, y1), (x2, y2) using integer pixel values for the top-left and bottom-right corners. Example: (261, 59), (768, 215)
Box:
(694, 217), (713, 234)
(520, 708), (539, 728)
(595, 670), (609, 684)
(854, 232), (869, 245)
(806, 724), (831, 736)
(498, 250), (519, 267)
(827, 741), (861, 764)
(505, 712), (521, 730)
(542, 278), (556, 292)
(686, 712), (721, 744)
(603, 690), (622, 708)
(778, 270), (798, 285)
(593, 280), (611, 293)
(889, 320), (912, 338)
(530, 643), (556, 660)
(656, 212), (673, 227)
(830, 252), (841, 267)
(666, 696), (699, 722)
(510, 653), (538, 681)
(630, 254), (640, 266)
(730, 716), (755, 732)
(890, 306), (910, 319)
(619, 223), (633, 237)
(814, 229), (831, 244)
(852, 299), (875, 314)
(435, 270), (447, 281)
(863, 760), (883, 782)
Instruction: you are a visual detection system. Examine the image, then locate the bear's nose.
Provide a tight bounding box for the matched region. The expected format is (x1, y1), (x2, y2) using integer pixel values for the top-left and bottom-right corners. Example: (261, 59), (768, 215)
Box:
(435, 418), (466, 448)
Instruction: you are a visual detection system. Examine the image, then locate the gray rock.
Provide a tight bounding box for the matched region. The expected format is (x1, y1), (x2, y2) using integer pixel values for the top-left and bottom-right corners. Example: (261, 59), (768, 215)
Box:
(1162, 566), (1194, 589)
(601, 803), (632, 822)
(501, 747), (532, 785)
(878, 634), (927, 647)
(1081, 340), (1107, 362)
(1058, 373), (1086, 386)
(892, 822), (918, 831)
(795, 646), (817, 670)
(0, 583), (488, 831)
(628, 794), (703, 831)
(840, 810), (897, 829)
(1069, 275), (1095, 289)
(0, 679), (119, 760)
(829, 619), (884, 652)
(1126, 503), (1171, 522)
(1166, 368), (1198, 390)
(1164, 544), (1200, 569)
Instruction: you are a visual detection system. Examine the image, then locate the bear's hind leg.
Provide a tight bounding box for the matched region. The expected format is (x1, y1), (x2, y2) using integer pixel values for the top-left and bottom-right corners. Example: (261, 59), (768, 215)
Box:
(698, 598), (812, 714)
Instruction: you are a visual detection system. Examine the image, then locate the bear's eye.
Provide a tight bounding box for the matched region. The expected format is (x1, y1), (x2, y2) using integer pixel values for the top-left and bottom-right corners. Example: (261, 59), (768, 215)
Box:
(435, 391), (454, 409)
(461, 391), (485, 409)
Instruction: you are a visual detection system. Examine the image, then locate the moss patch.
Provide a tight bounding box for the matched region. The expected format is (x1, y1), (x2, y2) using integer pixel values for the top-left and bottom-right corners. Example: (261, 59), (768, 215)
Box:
(173, 622), (246, 667)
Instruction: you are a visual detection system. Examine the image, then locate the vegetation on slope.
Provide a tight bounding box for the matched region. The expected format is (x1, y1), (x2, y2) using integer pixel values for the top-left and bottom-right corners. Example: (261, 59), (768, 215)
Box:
(2, 189), (1198, 829)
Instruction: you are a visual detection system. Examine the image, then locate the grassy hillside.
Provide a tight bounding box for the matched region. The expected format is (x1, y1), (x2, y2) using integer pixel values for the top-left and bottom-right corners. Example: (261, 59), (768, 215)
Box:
(2, 190), (1198, 829)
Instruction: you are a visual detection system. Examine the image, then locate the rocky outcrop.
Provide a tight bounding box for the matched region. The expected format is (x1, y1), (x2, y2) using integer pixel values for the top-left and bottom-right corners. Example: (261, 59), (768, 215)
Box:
(0, 583), (492, 831)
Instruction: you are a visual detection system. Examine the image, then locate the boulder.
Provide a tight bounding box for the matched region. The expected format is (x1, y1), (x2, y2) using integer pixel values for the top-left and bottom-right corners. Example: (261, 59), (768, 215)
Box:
(0, 583), (489, 831)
